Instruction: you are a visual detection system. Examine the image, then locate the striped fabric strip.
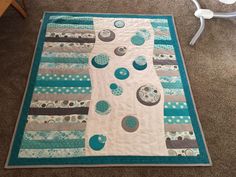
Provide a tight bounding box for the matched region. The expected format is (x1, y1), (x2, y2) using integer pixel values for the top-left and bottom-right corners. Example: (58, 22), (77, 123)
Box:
(165, 131), (196, 140)
(156, 70), (180, 76)
(151, 22), (169, 28)
(25, 122), (86, 131)
(40, 57), (89, 64)
(154, 40), (173, 45)
(153, 60), (177, 65)
(27, 115), (87, 124)
(46, 27), (95, 34)
(164, 95), (186, 102)
(161, 82), (183, 89)
(20, 139), (85, 149)
(18, 148), (84, 158)
(164, 116), (191, 124)
(39, 62), (88, 69)
(47, 23), (94, 30)
(164, 102), (188, 109)
(30, 100), (90, 108)
(38, 68), (89, 75)
(167, 148), (200, 156)
(43, 43), (94, 53)
(32, 93), (91, 101)
(49, 15), (93, 21)
(28, 107), (89, 115)
(164, 124), (193, 132)
(45, 37), (95, 43)
(35, 80), (91, 87)
(48, 19), (94, 25)
(23, 131), (84, 140)
(37, 73), (90, 81)
(164, 88), (184, 96)
(166, 139), (198, 149)
(164, 109), (189, 116)
(33, 86), (91, 94)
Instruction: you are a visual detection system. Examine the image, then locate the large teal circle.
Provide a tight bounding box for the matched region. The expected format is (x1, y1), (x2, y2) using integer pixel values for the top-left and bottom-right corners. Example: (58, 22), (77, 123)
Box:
(89, 135), (107, 151)
(131, 35), (145, 46)
(114, 67), (129, 80)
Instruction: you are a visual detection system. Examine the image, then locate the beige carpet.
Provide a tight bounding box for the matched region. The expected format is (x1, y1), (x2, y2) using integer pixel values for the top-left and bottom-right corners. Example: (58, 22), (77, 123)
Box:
(0, 0), (235, 176)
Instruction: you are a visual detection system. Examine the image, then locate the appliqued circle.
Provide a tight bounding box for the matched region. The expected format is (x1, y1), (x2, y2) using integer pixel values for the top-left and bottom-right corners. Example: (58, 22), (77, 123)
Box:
(91, 53), (109, 68)
(136, 84), (161, 106)
(131, 35), (145, 46)
(133, 56), (147, 70)
(122, 116), (139, 132)
(114, 20), (125, 28)
(89, 135), (107, 151)
(95, 100), (111, 115)
(114, 46), (127, 56)
(110, 83), (123, 96)
(98, 29), (115, 42)
(114, 68), (129, 80)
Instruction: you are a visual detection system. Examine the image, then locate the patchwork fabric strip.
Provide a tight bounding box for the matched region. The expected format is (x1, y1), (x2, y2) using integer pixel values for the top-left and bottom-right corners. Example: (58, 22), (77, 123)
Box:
(6, 13), (210, 167)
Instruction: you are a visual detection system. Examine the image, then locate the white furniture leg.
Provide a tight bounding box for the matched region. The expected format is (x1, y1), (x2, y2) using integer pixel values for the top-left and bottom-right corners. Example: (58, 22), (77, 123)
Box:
(190, 0), (236, 46)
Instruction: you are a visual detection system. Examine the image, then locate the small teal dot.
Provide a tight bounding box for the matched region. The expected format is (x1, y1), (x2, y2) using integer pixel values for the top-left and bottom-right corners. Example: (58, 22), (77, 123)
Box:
(131, 35), (145, 46)
(110, 83), (118, 90)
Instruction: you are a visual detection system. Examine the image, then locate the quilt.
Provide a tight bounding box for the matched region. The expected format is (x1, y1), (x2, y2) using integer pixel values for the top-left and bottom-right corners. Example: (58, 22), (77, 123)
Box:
(6, 12), (211, 167)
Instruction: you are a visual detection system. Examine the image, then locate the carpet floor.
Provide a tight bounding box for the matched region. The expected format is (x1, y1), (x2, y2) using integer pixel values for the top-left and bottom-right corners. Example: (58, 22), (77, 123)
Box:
(0, 0), (235, 177)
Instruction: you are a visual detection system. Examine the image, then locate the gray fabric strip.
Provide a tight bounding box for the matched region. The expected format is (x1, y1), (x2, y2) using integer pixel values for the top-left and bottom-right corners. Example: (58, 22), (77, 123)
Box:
(164, 95), (186, 102)
(38, 68), (89, 75)
(153, 60), (177, 65)
(45, 37), (95, 43)
(155, 70), (180, 76)
(46, 27), (95, 34)
(28, 107), (89, 115)
(164, 124), (193, 132)
(43, 43), (93, 53)
(32, 94), (91, 101)
(166, 139), (198, 149)
(25, 122), (86, 131)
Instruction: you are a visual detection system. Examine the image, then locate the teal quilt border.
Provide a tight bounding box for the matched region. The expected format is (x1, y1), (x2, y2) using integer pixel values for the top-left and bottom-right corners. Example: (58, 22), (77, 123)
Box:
(5, 12), (211, 167)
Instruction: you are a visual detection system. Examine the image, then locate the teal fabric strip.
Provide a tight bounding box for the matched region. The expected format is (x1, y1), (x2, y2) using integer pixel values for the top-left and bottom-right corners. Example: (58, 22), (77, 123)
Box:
(35, 80), (91, 87)
(164, 89), (184, 95)
(151, 22), (169, 28)
(41, 57), (89, 64)
(154, 44), (174, 50)
(47, 23), (94, 30)
(23, 131), (84, 140)
(164, 116), (191, 124)
(34, 86), (91, 94)
(49, 15), (93, 21)
(21, 139), (85, 149)
(164, 108), (190, 116)
(19, 148), (85, 158)
(164, 102), (188, 109)
(48, 19), (93, 25)
(161, 82), (183, 89)
(155, 40), (172, 45)
(37, 73), (90, 81)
